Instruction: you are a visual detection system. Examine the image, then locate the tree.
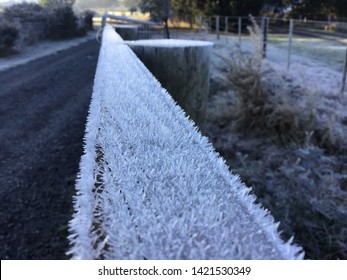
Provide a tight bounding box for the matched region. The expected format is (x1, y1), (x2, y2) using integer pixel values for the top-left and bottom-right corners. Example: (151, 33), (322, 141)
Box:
(139, 0), (171, 38)
(232, 0), (265, 16)
(288, 0), (347, 19)
(172, 0), (200, 27)
(334, 0), (347, 17)
(172, 0), (199, 18)
(195, 0), (266, 16)
(262, 0), (293, 14)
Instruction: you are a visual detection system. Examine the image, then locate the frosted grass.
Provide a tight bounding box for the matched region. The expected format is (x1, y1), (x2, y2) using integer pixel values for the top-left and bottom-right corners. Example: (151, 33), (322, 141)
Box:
(67, 26), (304, 260)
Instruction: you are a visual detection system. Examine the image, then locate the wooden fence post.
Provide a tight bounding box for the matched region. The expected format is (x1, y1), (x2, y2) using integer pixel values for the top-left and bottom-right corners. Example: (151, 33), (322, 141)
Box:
(114, 25), (138, 40)
(198, 15), (202, 33)
(128, 39), (213, 132)
(261, 17), (269, 58)
(262, 17), (269, 58)
(238, 17), (242, 45)
(225, 16), (229, 43)
(287, 19), (294, 70)
(341, 46), (347, 94)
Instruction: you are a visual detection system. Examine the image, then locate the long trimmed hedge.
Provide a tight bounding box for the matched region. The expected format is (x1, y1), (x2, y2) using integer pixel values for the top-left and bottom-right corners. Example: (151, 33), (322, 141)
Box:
(67, 26), (304, 260)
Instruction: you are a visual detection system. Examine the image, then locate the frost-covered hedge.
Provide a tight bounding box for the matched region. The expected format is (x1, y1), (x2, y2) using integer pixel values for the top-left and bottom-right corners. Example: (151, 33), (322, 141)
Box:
(0, 16), (20, 56)
(3, 3), (45, 21)
(1, 2), (90, 50)
(45, 4), (82, 39)
(67, 26), (304, 260)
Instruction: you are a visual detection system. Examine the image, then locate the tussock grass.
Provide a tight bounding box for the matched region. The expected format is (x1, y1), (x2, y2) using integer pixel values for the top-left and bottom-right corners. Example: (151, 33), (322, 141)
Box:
(206, 16), (347, 259)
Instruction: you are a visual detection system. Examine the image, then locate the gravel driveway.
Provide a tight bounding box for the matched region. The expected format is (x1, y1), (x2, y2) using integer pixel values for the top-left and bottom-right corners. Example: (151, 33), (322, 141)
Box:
(0, 39), (99, 259)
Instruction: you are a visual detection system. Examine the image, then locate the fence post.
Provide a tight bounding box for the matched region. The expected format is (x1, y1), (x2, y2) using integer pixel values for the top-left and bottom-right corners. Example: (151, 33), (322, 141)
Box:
(198, 15), (202, 33)
(216, 16), (220, 40)
(287, 19), (294, 70)
(225, 16), (228, 34)
(238, 17), (242, 45)
(341, 46), (347, 94)
(261, 17), (269, 58)
(189, 15), (193, 30)
(128, 39), (213, 132)
(102, 14), (107, 27)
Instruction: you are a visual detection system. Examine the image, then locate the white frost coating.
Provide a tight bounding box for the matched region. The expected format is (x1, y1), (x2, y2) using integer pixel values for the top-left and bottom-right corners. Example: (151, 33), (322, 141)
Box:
(67, 26), (304, 260)
(127, 39), (213, 48)
(114, 24), (139, 29)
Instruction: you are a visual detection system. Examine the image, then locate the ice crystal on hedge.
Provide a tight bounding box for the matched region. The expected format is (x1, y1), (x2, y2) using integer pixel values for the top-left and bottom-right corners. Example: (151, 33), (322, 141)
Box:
(67, 26), (304, 260)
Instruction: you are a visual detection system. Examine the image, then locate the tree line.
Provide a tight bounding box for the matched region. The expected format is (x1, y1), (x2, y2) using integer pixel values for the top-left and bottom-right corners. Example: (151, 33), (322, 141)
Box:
(139, 0), (347, 21)
(38, 1), (347, 20)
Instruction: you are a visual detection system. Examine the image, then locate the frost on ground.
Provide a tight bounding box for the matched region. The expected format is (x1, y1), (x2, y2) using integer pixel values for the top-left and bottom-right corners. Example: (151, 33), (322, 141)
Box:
(179, 31), (347, 259)
(0, 32), (95, 72)
(3, 25), (345, 259)
(67, 26), (303, 260)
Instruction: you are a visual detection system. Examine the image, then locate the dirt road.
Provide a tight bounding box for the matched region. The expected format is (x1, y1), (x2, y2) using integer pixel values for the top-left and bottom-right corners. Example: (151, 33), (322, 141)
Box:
(0, 39), (99, 259)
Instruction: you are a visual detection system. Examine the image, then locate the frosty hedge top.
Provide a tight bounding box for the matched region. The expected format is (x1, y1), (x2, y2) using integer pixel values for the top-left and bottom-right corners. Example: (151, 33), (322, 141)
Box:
(67, 26), (304, 260)
(128, 39), (214, 48)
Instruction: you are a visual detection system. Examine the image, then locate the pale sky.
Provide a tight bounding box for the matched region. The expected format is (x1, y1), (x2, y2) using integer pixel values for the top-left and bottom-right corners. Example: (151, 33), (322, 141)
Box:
(0, 0), (38, 4)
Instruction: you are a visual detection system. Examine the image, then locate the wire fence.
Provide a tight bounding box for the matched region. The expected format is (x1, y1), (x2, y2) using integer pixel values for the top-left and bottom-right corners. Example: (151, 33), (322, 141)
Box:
(168, 15), (347, 94)
(96, 12), (347, 94)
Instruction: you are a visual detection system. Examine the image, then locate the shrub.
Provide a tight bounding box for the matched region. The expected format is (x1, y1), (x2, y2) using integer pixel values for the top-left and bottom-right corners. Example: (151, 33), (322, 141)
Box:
(0, 16), (20, 57)
(45, 4), (81, 40)
(215, 16), (344, 152)
(213, 16), (272, 132)
(3, 3), (46, 47)
(3, 3), (45, 21)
